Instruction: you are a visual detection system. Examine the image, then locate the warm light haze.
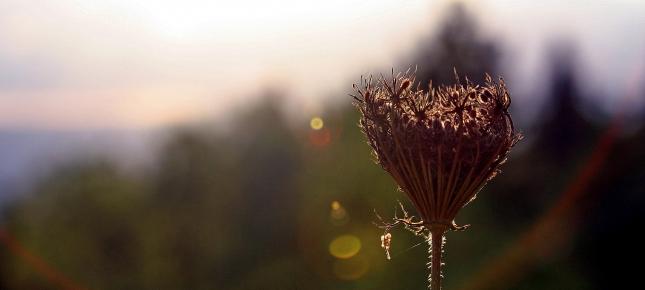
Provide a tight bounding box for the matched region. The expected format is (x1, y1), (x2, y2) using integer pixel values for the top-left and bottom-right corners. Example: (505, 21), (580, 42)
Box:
(1, 0), (643, 129)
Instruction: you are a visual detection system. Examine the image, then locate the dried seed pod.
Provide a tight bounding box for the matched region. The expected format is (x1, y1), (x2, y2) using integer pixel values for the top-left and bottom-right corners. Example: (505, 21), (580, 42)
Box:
(353, 70), (521, 290)
(353, 71), (520, 228)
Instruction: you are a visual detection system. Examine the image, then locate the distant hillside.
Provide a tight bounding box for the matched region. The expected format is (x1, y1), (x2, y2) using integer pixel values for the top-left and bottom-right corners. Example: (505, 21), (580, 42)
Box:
(0, 129), (157, 203)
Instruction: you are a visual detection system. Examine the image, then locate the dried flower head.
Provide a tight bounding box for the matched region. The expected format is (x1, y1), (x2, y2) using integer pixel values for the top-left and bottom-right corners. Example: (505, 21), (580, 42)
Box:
(352, 69), (521, 289)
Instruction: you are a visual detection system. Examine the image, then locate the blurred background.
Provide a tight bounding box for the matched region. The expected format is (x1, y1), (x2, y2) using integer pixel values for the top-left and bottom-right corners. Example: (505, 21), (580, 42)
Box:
(1, 0), (644, 289)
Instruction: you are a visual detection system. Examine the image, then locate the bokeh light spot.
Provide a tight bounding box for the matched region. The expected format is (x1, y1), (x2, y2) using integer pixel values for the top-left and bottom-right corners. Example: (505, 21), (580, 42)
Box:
(333, 255), (370, 280)
(329, 235), (361, 259)
(329, 201), (349, 226)
(309, 128), (332, 147)
(310, 117), (324, 130)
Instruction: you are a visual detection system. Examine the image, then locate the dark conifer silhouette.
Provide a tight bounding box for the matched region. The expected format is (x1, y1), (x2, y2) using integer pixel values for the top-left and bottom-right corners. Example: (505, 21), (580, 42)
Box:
(408, 3), (499, 87)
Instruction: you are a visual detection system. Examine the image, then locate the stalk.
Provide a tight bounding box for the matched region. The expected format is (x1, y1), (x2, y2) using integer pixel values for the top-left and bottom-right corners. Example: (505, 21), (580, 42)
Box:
(428, 228), (446, 290)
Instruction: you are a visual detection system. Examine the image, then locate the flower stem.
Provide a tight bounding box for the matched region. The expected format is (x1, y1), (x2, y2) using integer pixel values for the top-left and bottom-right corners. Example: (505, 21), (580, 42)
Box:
(428, 228), (446, 290)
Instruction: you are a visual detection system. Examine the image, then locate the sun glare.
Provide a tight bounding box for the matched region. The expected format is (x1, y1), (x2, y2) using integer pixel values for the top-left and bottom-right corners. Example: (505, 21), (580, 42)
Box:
(96, 0), (392, 40)
(2, 0), (435, 129)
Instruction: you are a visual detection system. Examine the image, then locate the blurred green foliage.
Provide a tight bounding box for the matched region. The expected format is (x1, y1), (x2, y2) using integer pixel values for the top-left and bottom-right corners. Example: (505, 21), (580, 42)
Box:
(1, 3), (644, 290)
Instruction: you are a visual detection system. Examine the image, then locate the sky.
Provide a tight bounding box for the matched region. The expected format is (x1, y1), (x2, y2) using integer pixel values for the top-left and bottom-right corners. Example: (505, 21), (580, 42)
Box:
(1, 0), (644, 130)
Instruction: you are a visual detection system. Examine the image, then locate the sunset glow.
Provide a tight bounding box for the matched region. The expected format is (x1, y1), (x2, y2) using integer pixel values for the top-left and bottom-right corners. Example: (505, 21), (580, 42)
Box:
(1, 0), (643, 129)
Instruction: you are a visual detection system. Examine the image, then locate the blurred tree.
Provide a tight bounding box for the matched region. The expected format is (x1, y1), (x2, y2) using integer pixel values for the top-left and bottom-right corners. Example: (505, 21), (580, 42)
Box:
(573, 83), (645, 290)
(485, 44), (599, 224)
(0, 97), (310, 290)
(225, 95), (306, 288)
(536, 44), (598, 165)
(142, 129), (241, 290)
(138, 96), (307, 289)
(1, 162), (145, 289)
(407, 2), (499, 87)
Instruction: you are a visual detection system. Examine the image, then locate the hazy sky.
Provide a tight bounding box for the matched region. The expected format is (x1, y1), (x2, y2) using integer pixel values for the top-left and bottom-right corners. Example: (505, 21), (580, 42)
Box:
(1, 0), (643, 129)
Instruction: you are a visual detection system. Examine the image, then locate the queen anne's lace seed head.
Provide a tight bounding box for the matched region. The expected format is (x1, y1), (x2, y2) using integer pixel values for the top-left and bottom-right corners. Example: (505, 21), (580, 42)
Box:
(352, 70), (521, 229)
